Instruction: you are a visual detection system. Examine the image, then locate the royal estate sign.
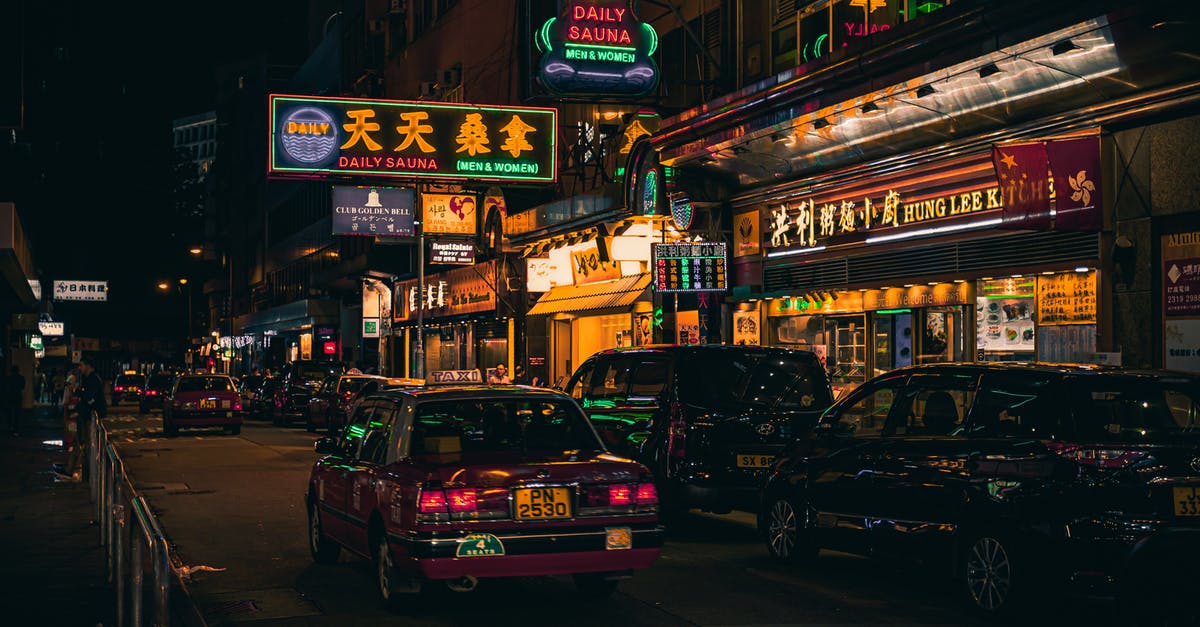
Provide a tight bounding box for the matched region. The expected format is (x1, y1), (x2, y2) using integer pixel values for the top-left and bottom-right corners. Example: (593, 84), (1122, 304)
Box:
(270, 95), (557, 182)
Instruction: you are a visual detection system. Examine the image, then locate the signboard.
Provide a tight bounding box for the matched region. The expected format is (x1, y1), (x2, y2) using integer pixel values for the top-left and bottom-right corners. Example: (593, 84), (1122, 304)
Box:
(38, 321), (64, 337)
(1166, 319), (1200, 373)
(570, 243), (622, 286)
(526, 257), (568, 293)
(422, 193), (478, 235)
(362, 318), (380, 338)
(269, 94), (557, 182)
(27, 333), (42, 350)
(53, 280), (108, 302)
(1037, 271), (1096, 325)
(429, 240), (475, 265)
(1164, 231), (1200, 317)
(536, 0), (660, 97)
(395, 260), (498, 321)
(332, 186), (415, 236)
(652, 242), (727, 293)
(733, 211), (760, 257)
(428, 369), (483, 385)
(733, 310), (760, 346)
(976, 278), (1036, 353)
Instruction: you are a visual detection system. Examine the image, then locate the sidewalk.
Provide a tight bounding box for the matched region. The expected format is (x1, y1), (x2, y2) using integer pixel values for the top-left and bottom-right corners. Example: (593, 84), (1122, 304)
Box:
(0, 403), (115, 626)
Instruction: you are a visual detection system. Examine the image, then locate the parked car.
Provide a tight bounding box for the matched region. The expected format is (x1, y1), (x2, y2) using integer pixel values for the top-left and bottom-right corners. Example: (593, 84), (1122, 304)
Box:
(111, 372), (146, 406)
(305, 374), (389, 434)
(247, 376), (278, 420)
(272, 360), (344, 426)
(163, 374), (244, 436)
(139, 372), (175, 414)
(238, 375), (265, 406)
(564, 345), (833, 516)
(759, 362), (1200, 618)
(306, 380), (662, 606)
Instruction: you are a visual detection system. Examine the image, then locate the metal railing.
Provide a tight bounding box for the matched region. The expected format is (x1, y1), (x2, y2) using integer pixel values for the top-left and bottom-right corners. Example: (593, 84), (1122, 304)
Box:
(88, 414), (176, 627)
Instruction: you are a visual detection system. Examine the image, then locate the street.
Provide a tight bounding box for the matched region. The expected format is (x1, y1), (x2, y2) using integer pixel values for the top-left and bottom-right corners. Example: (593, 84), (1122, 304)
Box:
(103, 405), (1115, 627)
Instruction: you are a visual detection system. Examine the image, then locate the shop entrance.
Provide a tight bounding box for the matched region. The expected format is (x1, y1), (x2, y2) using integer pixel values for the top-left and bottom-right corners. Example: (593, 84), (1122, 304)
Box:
(872, 311), (914, 374)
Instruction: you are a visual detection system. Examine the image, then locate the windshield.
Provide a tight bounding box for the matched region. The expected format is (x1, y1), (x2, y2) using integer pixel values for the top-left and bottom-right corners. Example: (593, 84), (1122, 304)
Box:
(176, 377), (235, 393)
(147, 375), (173, 389)
(296, 363), (336, 384)
(115, 375), (145, 387)
(338, 377), (380, 395)
(411, 398), (604, 455)
(1071, 376), (1200, 439)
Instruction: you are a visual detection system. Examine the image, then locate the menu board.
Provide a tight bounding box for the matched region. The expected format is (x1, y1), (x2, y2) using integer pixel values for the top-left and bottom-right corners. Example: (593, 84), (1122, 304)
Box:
(977, 278), (1036, 352)
(1037, 271), (1097, 325)
(652, 242), (727, 292)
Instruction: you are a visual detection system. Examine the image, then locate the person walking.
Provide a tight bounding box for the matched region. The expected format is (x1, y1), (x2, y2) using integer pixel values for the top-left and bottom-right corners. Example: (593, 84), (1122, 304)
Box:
(57, 358), (105, 482)
(5, 365), (25, 435)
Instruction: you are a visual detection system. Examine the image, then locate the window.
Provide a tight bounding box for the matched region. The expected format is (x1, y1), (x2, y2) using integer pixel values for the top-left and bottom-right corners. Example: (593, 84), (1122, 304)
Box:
(882, 373), (977, 437)
(746, 357), (831, 410)
(969, 374), (1058, 437)
(677, 351), (757, 406)
(360, 403), (397, 464)
(832, 378), (905, 438)
(565, 360), (595, 400)
(175, 376), (234, 393)
(341, 401), (379, 457)
(629, 359), (670, 398)
(1069, 377), (1200, 440)
(586, 357), (633, 401)
(410, 399), (604, 455)
(338, 377), (380, 396)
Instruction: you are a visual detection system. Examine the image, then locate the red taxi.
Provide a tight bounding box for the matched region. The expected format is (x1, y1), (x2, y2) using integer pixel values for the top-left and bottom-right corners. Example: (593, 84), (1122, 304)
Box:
(164, 374), (244, 436)
(306, 373), (663, 606)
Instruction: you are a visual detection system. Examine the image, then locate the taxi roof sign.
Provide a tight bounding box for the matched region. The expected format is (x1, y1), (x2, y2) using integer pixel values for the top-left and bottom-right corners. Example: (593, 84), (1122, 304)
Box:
(427, 370), (482, 385)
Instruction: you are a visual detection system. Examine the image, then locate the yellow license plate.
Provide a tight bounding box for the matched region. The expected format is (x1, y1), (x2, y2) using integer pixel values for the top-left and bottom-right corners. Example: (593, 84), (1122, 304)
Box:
(200, 399), (217, 409)
(514, 487), (571, 520)
(736, 454), (775, 468)
(606, 527), (632, 550)
(1174, 487), (1200, 517)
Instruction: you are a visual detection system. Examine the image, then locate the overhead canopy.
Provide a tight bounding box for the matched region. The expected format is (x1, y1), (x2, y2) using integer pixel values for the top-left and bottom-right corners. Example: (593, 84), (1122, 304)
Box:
(527, 273), (651, 316)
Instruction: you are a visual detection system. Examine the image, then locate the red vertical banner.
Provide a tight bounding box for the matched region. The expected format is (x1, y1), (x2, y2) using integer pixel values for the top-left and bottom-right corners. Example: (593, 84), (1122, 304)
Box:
(1047, 136), (1102, 231)
(992, 142), (1052, 230)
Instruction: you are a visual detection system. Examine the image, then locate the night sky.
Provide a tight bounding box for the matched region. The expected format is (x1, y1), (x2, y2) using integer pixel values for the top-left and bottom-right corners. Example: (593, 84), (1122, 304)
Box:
(11, 1), (311, 341)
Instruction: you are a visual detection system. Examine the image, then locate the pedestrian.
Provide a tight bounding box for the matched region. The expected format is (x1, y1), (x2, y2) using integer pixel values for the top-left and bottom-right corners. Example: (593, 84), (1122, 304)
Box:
(512, 364), (529, 386)
(5, 365), (25, 435)
(487, 363), (511, 385)
(51, 369), (64, 406)
(57, 358), (105, 482)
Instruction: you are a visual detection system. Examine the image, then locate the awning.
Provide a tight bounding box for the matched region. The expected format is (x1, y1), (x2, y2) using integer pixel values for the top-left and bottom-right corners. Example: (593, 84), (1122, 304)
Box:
(239, 299), (340, 334)
(527, 273), (651, 316)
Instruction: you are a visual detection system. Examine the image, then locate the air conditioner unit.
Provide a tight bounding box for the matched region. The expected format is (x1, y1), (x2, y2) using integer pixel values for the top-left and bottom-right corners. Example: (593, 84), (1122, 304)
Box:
(419, 81), (438, 97)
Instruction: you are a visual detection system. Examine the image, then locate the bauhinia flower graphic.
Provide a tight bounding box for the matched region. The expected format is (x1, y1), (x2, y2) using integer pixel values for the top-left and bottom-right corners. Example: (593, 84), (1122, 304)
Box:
(1068, 169), (1095, 206)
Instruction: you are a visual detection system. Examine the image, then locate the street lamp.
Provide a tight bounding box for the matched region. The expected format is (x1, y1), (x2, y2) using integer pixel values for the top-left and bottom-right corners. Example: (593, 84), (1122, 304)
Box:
(157, 278), (194, 366)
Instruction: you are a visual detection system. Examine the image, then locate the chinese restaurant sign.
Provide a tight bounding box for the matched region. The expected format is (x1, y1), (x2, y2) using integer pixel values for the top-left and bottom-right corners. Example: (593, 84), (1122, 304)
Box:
(536, 0), (659, 97)
(766, 185), (1002, 251)
(1037, 271), (1096, 325)
(53, 280), (108, 302)
(269, 94), (557, 182)
(394, 260), (498, 321)
(570, 243), (623, 286)
(332, 186), (415, 236)
(653, 243), (727, 293)
(422, 193), (478, 235)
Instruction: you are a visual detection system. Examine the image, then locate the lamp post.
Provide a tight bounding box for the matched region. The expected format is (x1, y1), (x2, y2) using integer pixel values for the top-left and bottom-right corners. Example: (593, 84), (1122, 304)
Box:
(157, 278), (193, 365)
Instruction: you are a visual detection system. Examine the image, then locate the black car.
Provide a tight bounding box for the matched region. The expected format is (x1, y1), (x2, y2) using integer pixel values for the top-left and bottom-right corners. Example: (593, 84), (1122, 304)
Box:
(139, 372), (175, 414)
(272, 360), (344, 426)
(564, 345), (833, 516)
(111, 373), (146, 406)
(759, 362), (1200, 618)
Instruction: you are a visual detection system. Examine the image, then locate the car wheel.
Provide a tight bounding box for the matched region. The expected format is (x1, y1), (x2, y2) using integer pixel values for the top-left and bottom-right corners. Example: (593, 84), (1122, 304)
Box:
(765, 497), (818, 563)
(573, 573), (619, 599)
(375, 531), (403, 609)
(308, 499), (340, 564)
(961, 533), (1020, 615)
(226, 424), (242, 436)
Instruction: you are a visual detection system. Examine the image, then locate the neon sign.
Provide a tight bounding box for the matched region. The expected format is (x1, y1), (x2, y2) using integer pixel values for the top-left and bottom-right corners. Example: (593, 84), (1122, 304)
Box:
(537, 1), (659, 97)
(269, 95), (557, 182)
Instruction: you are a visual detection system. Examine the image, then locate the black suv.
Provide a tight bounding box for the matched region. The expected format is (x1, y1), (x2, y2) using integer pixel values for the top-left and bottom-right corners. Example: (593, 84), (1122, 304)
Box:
(272, 360), (344, 426)
(139, 372), (175, 414)
(759, 362), (1200, 619)
(565, 345), (832, 516)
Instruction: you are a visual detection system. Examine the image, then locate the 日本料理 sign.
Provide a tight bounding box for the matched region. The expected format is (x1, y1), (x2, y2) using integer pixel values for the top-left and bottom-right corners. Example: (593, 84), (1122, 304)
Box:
(53, 280), (108, 302)
(38, 321), (64, 336)
(332, 186), (415, 236)
(653, 243), (727, 293)
(269, 94), (557, 182)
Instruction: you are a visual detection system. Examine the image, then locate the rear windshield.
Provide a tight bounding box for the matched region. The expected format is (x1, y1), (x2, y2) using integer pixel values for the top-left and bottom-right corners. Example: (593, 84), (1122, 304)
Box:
(338, 377), (379, 395)
(239, 376), (263, 390)
(296, 363), (336, 383)
(678, 351), (831, 410)
(410, 398), (604, 455)
(176, 377), (235, 393)
(1070, 377), (1200, 439)
(115, 374), (145, 386)
(147, 375), (173, 389)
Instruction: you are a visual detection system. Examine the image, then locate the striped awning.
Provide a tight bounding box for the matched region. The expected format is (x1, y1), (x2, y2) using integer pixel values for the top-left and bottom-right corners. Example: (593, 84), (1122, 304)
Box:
(527, 273), (651, 316)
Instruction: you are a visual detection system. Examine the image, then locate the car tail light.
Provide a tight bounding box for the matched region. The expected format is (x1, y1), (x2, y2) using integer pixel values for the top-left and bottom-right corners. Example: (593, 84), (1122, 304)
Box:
(418, 489), (447, 514)
(1047, 442), (1148, 469)
(581, 482), (658, 514)
(635, 483), (658, 505)
(445, 488), (476, 513)
(234, 402), (243, 411)
(147, 390), (158, 396)
(608, 485), (633, 506)
(668, 401), (687, 459)
(114, 386), (125, 392)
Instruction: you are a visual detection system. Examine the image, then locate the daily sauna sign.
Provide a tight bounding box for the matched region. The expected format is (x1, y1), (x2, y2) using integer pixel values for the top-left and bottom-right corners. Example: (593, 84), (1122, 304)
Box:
(536, 1), (659, 97)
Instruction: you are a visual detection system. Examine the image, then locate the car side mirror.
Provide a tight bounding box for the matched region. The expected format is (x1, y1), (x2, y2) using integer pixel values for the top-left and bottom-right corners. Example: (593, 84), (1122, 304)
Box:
(314, 437), (339, 455)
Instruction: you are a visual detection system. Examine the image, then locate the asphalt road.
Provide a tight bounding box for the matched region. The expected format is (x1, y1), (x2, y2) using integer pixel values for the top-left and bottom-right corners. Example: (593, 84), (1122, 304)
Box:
(103, 405), (1119, 626)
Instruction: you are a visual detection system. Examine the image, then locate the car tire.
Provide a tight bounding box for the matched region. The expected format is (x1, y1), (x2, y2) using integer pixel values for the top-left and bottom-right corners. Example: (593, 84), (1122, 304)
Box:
(308, 499), (341, 564)
(573, 573), (619, 599)
(764, 497), (818, 564)
(375, 530), (404, 609)
(959, 532), (1022, 616)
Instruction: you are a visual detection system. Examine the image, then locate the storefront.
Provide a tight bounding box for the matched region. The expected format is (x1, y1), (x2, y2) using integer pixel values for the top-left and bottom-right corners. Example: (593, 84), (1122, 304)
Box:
(237, 299), (342, 374)
(392, 259), (514, 378)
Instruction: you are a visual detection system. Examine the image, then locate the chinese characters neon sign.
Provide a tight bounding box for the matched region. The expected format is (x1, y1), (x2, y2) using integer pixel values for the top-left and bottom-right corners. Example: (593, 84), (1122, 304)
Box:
(536, 1), (659, 97)
(270, 95), (557, 182)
